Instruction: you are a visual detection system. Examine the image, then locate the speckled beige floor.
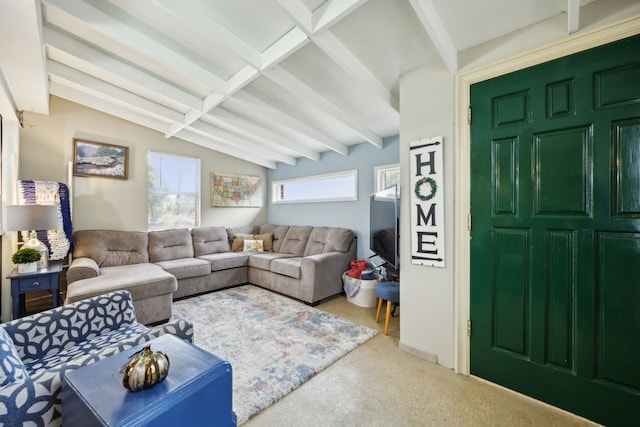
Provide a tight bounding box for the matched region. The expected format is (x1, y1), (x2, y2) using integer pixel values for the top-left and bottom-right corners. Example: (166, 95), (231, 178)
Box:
(244, 295), (599, 427)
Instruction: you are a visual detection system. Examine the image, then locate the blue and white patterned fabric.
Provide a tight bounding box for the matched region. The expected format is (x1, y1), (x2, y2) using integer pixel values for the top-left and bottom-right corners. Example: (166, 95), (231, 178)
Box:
(0, 327), (28, 386)
(0, 290), (193, 427)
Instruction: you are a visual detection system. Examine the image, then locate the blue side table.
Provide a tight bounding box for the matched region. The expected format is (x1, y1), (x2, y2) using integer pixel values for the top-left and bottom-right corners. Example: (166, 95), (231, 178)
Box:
(7, 262), (62, 319)
(62, 334), (237, 427)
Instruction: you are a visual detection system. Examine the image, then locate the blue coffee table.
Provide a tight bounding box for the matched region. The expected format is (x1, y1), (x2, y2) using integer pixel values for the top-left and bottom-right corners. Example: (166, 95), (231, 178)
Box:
(62, 334), (236, 426)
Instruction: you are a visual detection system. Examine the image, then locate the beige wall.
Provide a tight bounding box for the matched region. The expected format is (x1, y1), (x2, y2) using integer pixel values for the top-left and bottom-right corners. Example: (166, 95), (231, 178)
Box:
(0, 96), (267, 321)
(19, 96), (268, 231)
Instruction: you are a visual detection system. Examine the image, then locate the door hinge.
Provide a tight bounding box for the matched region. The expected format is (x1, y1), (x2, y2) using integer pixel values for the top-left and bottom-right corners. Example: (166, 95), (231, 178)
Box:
(467, 214), (472, 231)
(467, 106), (472, 125)
(467, 320), (472, 337)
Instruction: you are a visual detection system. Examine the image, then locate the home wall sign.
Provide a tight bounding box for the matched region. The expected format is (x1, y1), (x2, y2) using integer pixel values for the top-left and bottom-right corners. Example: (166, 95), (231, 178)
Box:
(410, 136), (445, 268)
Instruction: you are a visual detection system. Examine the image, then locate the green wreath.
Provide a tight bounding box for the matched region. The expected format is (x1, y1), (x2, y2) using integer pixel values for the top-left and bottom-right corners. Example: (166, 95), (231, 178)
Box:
(414, 177), (437, 201)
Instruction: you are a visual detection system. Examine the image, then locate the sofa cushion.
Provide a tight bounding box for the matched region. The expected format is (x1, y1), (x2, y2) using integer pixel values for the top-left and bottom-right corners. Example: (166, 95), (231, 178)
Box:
(0, 328), (28, 386)
(280, 226), (313, 255)
(73, 230), (149, 267)
(231, 233), (255, 252)
(149, 228), (194, 262)
(231, 232), (274, 252)
(154, 258), (211, 279)
(258, 224), (289, 252)
(243, 239), (264, 252)
(191, 227), (231, 256)
(254, 233), (274, 251)
(227, 226), (258, 243)
(248, 253), (296, 271)
(198, 252), (250, 271)
(303, 227), (354, 256)
(270, 257), (303, 279)
(65, 264), (177, 304)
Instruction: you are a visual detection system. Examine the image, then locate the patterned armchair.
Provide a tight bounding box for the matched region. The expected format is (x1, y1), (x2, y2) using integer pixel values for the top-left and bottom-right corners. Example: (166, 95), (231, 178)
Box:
(0, 290), (193, 426)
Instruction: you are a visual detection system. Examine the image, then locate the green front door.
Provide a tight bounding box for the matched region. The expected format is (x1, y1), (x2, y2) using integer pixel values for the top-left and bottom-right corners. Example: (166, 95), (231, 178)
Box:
(470, 35), (640, 426)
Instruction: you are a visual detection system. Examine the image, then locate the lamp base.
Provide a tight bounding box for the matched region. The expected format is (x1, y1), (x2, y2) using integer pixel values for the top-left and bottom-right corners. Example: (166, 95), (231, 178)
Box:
(22, 234), (49, 269)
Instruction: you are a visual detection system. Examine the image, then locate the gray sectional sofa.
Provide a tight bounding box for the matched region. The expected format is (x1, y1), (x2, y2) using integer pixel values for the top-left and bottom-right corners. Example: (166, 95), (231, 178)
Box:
(65, 224), (356, 324)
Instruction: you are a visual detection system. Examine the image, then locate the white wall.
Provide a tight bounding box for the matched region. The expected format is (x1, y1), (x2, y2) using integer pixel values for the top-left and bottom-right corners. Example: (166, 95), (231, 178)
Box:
(2, 119), (23, 322)
(398, 64), (455, 368)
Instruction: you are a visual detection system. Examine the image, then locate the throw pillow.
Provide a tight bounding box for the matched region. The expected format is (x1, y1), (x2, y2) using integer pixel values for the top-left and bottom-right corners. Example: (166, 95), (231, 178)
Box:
(243, 239), (264, 252)
(0, 327), (28, 386)
(231, 233), (255, 252)
(254, 232), (274, 252)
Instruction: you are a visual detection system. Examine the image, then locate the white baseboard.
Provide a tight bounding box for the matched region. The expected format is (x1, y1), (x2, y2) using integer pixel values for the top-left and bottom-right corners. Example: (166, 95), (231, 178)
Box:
(398, 342), (438, 365)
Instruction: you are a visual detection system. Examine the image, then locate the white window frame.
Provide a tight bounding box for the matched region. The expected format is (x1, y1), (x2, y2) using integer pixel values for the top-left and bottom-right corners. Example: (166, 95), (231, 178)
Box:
(272, 169), (358, 204)
(147, 151), (201, 230)
(374, 163), (400, 192)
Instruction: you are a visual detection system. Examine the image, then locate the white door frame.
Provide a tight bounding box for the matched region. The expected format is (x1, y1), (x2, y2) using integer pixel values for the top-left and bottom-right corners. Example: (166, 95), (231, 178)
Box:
(453, 15), (640, 375)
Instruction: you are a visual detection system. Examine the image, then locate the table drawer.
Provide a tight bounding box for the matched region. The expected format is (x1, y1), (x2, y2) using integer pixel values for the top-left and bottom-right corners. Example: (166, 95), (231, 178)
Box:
(18, 275), (52, 292)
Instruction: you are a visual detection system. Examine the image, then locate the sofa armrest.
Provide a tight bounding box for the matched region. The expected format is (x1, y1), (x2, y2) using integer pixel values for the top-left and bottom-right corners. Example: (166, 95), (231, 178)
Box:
(66, 257), (100, 284)
(3, 291), (137, 362)
(300, 252), (352, 302)
(134, 317), (194, 344)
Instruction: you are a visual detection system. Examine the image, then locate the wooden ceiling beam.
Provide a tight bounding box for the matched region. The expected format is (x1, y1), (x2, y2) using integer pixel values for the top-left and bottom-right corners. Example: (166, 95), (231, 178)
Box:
(0, 0), (48, 115)
(49, 81), (173, 132)
(189, 120), (296, 165)
(265, 66), (383, 148)
(202, 106), (319, 160)
(176, 128), (278, 169)
(49, 80), (279, 169)
(44, 27), (202, 113)
(409, 0), (457, 74)
(218, 100), (321, 161)
(43, 0), (229, 93)
(47, 61), (183, 123)
(312, 0), (369, 33)
(234, 90), (348, 156)
(567, 0), (581, 34)
(261, 27), (310, 70)
(276, 0), (397, 113)
(313, 30), (399, 112)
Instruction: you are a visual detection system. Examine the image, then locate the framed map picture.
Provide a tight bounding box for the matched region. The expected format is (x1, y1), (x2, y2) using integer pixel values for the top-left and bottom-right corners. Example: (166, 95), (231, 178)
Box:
(211, 172), (262, 207)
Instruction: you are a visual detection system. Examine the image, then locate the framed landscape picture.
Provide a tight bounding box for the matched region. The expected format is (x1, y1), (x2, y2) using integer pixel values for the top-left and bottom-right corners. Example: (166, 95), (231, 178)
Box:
(73, 139), (129, 180)
(211, 172), (262, 207)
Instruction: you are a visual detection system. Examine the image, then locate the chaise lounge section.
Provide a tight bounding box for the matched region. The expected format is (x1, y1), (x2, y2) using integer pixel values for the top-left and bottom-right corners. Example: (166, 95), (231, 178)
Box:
(65, 224), (356, 324)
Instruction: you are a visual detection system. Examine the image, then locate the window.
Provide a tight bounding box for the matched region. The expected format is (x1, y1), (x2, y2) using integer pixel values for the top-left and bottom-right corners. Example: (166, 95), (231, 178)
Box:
(374, 163), (400, 192)
(148, 152), (200, 230)
(272, 169), (358, 203)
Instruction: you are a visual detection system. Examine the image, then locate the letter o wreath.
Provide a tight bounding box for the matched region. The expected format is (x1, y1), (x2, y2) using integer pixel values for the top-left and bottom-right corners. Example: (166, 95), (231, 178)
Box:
(414, 177), (437, 201)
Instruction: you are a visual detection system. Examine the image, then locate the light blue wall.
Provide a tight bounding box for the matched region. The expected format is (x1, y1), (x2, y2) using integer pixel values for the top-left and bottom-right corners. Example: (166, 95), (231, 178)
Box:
(268, 135), (399, 260)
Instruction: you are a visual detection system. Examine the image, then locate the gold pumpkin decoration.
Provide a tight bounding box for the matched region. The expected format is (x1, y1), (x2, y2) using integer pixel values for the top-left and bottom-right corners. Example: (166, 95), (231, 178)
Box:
(122, 345), (170, 392)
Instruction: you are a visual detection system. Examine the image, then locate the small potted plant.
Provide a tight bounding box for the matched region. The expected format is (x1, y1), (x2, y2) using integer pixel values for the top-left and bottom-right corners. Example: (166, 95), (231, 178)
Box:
(12, 247), (41, 273)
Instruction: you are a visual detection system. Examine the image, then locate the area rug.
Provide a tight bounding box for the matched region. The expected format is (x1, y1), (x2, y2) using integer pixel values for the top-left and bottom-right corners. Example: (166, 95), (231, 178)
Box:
(172, 285), (377, 424)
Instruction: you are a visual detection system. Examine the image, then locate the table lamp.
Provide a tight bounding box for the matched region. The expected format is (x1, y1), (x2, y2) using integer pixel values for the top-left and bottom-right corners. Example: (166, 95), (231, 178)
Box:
(6, 205), (58, 269)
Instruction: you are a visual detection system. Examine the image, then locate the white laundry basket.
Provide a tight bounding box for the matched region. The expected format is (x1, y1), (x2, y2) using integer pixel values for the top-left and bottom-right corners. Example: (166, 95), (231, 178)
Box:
(343, 273), (381, 308)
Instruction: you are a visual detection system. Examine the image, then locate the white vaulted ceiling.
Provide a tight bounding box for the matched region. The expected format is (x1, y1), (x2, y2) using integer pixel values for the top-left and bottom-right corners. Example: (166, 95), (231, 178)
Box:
(0, 0), (636, 168)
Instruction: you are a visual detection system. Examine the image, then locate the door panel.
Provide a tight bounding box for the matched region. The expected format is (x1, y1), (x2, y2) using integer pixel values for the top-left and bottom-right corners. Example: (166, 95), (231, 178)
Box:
(470, 35), (640, 426)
